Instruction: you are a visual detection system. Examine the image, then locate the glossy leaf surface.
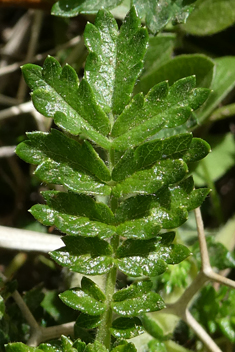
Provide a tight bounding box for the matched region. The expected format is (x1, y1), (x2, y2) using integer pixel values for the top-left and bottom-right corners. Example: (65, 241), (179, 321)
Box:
(38, 191), (114, 224)
(116, 234), (190, 277)
(116, 177), (209, 228)
(112, 133), (193, 181)
(16, 129), (111, 196)
(112, 291), (165, 317)
(112, 159), (188, 198)
(22, 58), (111, 149)
(76, 313), (101, 329)
(50, 235), (113, 275)
(133, 0), (197, 33)
(110, 317), (144, 339)
(31, 204), (116, 239)
(111, 76), (210, 151)
(84, 7), (148, 115)
(52, 0), (122, 17)
(116, 218), (161, 240)
(59, 288), (106, 315)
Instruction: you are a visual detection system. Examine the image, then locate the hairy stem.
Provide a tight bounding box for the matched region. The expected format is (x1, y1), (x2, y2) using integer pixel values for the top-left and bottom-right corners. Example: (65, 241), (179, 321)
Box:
(95, 265), (117, 348)
(95, 149), (119, 348)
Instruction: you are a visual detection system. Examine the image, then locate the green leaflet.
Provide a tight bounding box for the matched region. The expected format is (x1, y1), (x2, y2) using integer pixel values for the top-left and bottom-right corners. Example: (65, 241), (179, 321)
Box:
(111, 342), (137, 352)
(16, 129), (111, 196)
(116, 177), (210, 228)
(5, 343), (38, 352)
(81, 277), (106, 302)
(84, 7), (148, 115)
(50, 235), (113, 275)
(59, 289), (106, 316)
(110, 317), (144, 339)
(76, 313), (102, 329)
(52, 0), (123, 17)
(116, 234), (190, 277)
(22, 58), (111, 149)
(112, 280), (165, 316)
(34, 191), (114, 224)
(52, 0), (196, 34)
(85, 342), (109, 352)
(111, 77), (210, 151)
(141, 314), (166, 340)
(112, 133), (193, 181)
(116, 218), (161, 240)
(112, 159), (188, 198)
(133, 0), (197, 33)
(30, 204), (116, 239)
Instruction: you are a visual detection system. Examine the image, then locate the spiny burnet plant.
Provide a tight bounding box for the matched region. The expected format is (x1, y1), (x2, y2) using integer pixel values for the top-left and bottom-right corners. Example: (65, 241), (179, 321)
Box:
(13, 7), (210, 352)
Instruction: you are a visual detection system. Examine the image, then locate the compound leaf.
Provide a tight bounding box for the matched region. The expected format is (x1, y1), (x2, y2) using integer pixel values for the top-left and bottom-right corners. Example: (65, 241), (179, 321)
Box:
(84, 7), (148, 115)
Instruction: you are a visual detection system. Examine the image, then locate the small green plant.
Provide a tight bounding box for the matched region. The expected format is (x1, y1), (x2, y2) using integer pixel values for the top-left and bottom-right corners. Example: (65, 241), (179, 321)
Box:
(4, 7), (212, 351)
